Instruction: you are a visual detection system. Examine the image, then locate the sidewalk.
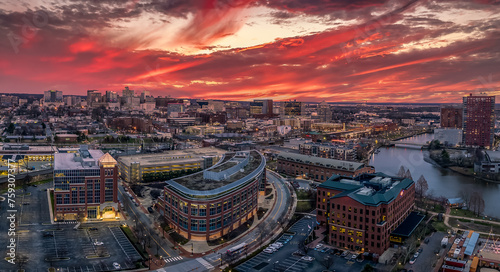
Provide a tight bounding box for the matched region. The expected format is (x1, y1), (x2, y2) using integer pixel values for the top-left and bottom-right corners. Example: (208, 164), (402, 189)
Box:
(178, 182), (279, 256)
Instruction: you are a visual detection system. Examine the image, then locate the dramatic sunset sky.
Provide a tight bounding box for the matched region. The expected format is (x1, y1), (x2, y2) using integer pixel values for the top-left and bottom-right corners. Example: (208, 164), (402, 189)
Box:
(0, 0), (499, 102)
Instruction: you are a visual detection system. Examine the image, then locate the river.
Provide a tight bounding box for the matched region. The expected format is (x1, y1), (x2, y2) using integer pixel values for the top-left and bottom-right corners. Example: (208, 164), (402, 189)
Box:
(369, 133), (500, 218)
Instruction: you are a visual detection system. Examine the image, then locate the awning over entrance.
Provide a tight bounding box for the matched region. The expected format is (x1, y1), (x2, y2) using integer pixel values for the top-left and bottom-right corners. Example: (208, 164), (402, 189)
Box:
(390, 212), (425, 243)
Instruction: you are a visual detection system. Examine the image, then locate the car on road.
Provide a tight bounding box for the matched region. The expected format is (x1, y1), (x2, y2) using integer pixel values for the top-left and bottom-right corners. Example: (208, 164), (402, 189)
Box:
(417, 248), (423, 253)
(113, 262), (121, 269)
(414, 252), (419, 258)
(293, 250), (305, 256)
(341, 251), (349, 258)
(301, 256), (315, 262)
(147, 206), (154, 213)
(94, 241), (104, 246)
(315, 243), (323, 249)
(263, 248), (274, 254)
(424, 238), (430, 244)
(409, 257), (417, 264)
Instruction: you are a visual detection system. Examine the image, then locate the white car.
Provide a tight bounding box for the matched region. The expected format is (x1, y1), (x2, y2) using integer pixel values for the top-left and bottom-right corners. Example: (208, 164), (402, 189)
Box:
(113, 262), (121, 269)
(94, 241), (104, 246)
(270, 243), (282, 249)
(263, 248), (274, 254)
(351, 253), (359, 260)
(301, 256), (315, 262)
(315, 244), (323, 249)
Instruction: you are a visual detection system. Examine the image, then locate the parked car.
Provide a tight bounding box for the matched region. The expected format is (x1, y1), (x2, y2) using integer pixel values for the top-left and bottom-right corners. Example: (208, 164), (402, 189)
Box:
(293, 250), (305, 256)
(113, 262), (121, 269)
(351, 253), (359, 260)
(301, 256), (315, 262)
(315, 244), (323, 249)
(424, 238), (430, 244)
(89, 227), (98, 231)
(94, 241), (104, 246)
(409, 257), (417, 264)
(341, 251), (349, 257)
(42, 232), (54, 237)
(147, 207), (154, 213)
(413, 252), (419, 258)
(263, 248), (274, 254)
(417, 248), (423, 253)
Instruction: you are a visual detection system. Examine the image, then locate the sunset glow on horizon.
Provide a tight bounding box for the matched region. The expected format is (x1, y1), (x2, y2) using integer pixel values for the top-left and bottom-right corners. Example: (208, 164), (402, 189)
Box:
(1, 0), (499, 102)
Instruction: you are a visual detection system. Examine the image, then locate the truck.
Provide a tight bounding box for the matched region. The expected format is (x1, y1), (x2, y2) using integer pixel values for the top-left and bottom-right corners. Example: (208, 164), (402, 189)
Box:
(441, 237), (449, 247)
(444, 258), (467, 268)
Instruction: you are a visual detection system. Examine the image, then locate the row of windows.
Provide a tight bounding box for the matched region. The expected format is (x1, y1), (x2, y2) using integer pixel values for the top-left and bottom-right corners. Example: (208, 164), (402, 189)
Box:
(166, 202), (254, 230)
(164, 184), (259, 215)
(56, 194), (102, 204)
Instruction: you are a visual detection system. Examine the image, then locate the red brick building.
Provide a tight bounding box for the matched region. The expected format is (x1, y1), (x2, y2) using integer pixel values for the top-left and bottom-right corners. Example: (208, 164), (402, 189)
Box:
(53, 147), (118, 221)
(317, 173), (415, 254)
(441, 106), (463, 128)
(157, 151), (266, 241)
(276, 152), (374, 182)
(463, 94), (495, 148)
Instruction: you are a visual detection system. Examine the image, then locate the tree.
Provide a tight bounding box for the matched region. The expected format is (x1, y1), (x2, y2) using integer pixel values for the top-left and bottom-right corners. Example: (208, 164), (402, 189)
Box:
(469, 191), (485, 216)
(441, 150), (450, 164)
(404, 169), (413, 180)
(16, 254), (28, 271)
(459, 189), (472, 208)
(362, 264), (375, 272)
(415, 175), (429, 200)
(397, 166), (406, 178)
(319, 255), (335, 271)
(256, 222), (270, 246)
(298, 238), (309, 255)
(6, 123), (15, 134)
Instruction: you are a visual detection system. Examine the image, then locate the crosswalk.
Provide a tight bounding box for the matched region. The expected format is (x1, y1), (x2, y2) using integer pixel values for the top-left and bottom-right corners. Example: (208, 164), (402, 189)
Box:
(164, 256), (183, 263)
(196, 257), (215, 270)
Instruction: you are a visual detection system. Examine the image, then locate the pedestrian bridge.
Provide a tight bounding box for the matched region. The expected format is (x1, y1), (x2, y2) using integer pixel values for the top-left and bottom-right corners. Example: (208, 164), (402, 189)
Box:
(390, 141), (424, 149)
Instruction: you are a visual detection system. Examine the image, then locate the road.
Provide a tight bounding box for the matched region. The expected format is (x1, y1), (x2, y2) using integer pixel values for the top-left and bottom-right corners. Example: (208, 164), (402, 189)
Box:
(117, 184), (179, 259)
(161, 171), (292, 272)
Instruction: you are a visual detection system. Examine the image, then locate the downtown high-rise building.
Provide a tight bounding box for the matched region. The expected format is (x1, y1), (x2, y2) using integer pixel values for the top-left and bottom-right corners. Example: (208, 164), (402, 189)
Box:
(440, 106), (463, 128)
(44, 90), (63, 103)
(463, 94), (495, 148)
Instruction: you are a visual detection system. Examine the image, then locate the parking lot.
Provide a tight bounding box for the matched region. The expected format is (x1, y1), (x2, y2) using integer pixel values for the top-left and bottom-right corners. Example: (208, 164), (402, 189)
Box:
(235, 215), (377, 272)
(0, 181), (142, 271)
(236, 216), (316, 272)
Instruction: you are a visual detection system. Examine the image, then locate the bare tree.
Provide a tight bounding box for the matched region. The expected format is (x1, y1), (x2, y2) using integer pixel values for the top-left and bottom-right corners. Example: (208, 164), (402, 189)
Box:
(415, 175), (429, 200)
(404, 169), (413, 180)
(402, 236), (417, 264)
(470, 191), (485, 216)
(16, 254), (28, 271)
(397, 166), (406, 178)
(458, 189), (471, 208)
(256, 222), (270, 246)
(298, 238), (309, 255)
(319, 255), (335, 271)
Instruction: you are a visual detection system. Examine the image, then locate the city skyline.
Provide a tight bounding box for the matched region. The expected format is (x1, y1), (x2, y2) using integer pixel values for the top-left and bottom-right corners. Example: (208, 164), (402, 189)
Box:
(0, 0), (499, 102)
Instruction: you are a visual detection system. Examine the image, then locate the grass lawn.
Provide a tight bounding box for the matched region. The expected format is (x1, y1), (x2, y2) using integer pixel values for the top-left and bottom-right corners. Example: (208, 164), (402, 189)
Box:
(450, 208), (486, 220)
(295, 201), (313, 213)
(432, 221), (448, 232)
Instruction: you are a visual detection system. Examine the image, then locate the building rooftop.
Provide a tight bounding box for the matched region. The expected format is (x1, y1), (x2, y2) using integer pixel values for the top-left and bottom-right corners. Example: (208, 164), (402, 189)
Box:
(319, 173), (414, 206)
(391, 211), (425, 237)
(277, 152), (367, 171)
(117, 147), (226, 166)
(54, 147), (104, 170)
(485, 151), (500, 162)
(168, 150), (264, 192)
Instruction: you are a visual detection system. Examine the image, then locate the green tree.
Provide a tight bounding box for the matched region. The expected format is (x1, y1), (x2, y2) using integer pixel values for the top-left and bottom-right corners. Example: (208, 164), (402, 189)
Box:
(441, 149), (450, 163)
(6, 123), (15, 134)
(362, 264), (375, 272)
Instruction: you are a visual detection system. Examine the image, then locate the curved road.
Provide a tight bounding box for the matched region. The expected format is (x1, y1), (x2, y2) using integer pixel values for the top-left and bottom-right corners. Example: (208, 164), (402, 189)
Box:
(163, 171), (292, 271)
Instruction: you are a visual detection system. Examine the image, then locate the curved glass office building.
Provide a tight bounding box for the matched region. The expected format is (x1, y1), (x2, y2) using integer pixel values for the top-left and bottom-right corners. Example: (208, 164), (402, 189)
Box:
(157, 150), (266, 241)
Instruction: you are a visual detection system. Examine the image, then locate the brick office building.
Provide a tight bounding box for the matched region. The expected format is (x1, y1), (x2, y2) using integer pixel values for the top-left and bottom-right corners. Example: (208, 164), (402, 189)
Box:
(463, 94), (495, 148)
(276, 152), (374, 182)
(157, 151), (266, 241)
(316, 173), (416, 255)
(53, 146), (118, 221)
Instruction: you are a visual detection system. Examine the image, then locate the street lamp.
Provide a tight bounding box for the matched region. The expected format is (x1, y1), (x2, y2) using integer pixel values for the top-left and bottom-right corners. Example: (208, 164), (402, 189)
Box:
(148, 254), (152, 269)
